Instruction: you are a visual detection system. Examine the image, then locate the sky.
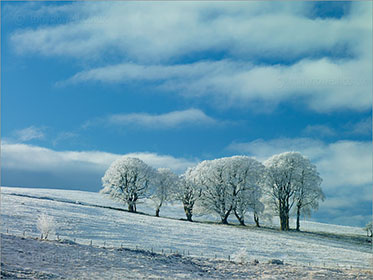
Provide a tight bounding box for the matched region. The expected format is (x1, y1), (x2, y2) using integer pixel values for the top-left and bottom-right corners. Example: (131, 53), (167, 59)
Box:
(1, 1), (372, 227)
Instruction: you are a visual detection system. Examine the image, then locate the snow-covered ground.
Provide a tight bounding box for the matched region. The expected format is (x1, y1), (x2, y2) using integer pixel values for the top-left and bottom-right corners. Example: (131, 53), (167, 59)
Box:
(2, 234), (372, 280)
(1, 186), (372, 278)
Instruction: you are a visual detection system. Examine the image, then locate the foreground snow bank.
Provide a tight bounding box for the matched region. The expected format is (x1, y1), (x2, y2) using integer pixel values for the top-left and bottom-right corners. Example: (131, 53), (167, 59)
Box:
(1, 234), (372, 280)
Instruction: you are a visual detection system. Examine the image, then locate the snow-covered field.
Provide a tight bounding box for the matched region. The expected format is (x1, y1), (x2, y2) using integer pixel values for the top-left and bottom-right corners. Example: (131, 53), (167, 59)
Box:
(1, 186), (372, 279)
(2, 234), (372, 280)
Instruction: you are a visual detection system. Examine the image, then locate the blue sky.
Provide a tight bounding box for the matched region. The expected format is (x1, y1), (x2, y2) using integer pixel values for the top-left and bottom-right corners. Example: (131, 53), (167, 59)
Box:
(1, 1), (372, 227)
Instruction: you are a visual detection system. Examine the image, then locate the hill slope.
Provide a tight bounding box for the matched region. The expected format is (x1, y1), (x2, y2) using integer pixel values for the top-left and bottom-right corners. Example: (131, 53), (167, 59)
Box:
(1, 187), (372, 273)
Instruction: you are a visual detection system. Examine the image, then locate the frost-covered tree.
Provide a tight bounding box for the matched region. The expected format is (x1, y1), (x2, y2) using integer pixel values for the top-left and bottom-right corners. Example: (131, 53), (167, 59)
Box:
(293, 161), (324, 231)
(152, 168), (179, 217)
(264, 152), (323, 231)
(192, 158), (233, 224)
(230, 157), (265, 226)
(37, 213), (55, 240)
(192, 156), (265, 225)
(235, 188), (265, 227)
(100, 157), (156, 212)
(174, 167), (202, 222)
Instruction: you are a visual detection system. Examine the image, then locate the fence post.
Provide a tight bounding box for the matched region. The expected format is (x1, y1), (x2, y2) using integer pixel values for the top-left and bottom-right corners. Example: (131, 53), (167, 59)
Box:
(90, 240), (92, 246)
(228, 255), (230, 261)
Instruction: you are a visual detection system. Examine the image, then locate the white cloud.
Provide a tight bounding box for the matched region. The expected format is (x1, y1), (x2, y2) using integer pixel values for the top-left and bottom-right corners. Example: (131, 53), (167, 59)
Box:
(303, 125), (336, 137)
(108, 109), (216, 129)
(1, 142), (196, 175)
(64, 57), (371, 112)
(227, 138), (372, 189)
(346, 117), (372, 136)
(9, 2), (372, 112)
(13, 126), (45, 142)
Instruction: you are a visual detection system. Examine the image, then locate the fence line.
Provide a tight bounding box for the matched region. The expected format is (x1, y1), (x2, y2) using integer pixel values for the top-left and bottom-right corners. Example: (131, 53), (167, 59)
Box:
(1, 228), (371, 271)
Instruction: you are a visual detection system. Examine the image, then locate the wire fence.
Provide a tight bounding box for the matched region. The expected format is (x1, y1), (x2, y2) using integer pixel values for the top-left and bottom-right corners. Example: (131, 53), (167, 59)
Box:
(2, 227), (372, 271)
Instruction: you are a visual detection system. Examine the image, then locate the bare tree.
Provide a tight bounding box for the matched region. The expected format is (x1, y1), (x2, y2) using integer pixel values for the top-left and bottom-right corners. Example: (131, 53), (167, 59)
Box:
(101, 157), (156, 212)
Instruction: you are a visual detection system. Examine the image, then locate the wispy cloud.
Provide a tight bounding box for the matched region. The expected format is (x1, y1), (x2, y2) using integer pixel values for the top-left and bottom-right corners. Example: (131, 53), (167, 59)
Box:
(302, 125), (336, 137)
(12, 126), (46, 142)
(83, 109), (218, 130)
(346, 117), (372, 136)
(108, 109), (216, 128)
(62, 57), (371, 112)
(10, 2), (372, 112)
(52, 132), (78, 146)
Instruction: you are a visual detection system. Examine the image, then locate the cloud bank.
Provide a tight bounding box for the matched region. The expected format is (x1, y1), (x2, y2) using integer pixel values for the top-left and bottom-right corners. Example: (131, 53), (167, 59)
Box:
(9, 1), (372, 112)
(1, 142), (197, 191)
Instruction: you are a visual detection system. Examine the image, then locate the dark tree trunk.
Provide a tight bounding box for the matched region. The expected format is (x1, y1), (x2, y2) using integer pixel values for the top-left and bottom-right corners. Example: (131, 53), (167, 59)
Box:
(234, 211), (245, 226)
(155, 208), (160, 217)
(279, 197), (290, 231)
(296, 205), (301, 231)
(254, 212), (260, 227)
(279, 207), (289, 231)
(221, 209), (232, 224)
(184, 205), (193, 222)
(221, 216), (229, 224)
(128, 203), (135, 212)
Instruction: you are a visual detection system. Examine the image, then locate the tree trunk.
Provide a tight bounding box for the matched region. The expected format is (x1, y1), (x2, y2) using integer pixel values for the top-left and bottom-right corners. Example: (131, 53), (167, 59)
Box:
(296, 205), (301, 231)
(128, 203), (136, 212)
(279, 207), (289, 231)
(221, 216), (229, 224)
(155, 208), (160, 217)
(234, 211), (245, 226)
(221, 210), (231, 224)
(254, 212), (260, 227)
(184, 205), (193, 222)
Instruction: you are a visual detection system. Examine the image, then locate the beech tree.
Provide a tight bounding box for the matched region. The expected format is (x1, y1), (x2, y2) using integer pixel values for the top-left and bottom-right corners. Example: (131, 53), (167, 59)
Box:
(192, 156), (265, 225)
(174, 167), (202, 222)
(235, 187), (265, 227)
(230, 157), (265, 226)
(264, 152), (323, 231)
(100, 157), (156, 212)
(294, 161), (324, 231)
(151, 168), (179, 217)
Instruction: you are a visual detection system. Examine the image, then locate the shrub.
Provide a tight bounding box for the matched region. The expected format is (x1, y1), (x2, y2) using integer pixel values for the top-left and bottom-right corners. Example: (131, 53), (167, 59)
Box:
(37, 213), (55, 239)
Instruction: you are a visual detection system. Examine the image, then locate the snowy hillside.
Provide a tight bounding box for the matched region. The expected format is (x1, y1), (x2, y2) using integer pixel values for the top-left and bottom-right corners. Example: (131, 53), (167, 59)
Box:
(1, 187), (372, 274)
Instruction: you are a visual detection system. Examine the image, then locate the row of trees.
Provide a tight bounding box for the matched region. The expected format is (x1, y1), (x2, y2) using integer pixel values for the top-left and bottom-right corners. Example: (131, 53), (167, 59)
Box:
(100, 152), (324, 231)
